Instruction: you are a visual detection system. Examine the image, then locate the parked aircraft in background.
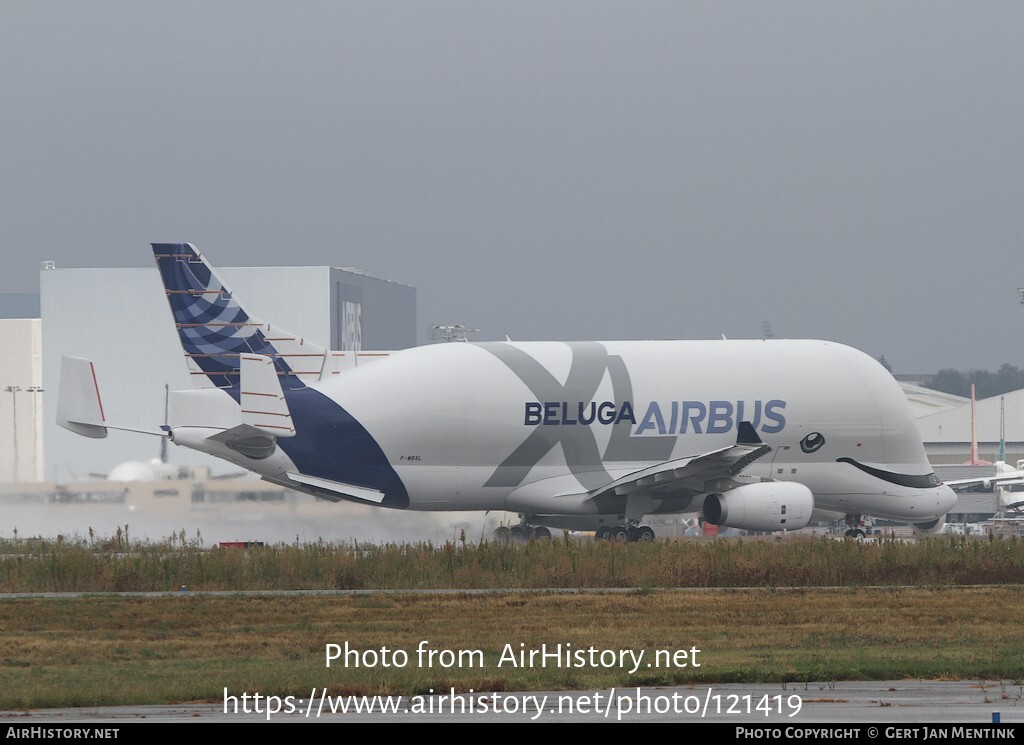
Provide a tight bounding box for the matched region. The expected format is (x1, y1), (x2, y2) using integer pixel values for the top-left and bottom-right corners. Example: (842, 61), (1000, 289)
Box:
(943, 386), (1024, 514)
(946, 461), (1024, 514)
(58, 244), (957, 541)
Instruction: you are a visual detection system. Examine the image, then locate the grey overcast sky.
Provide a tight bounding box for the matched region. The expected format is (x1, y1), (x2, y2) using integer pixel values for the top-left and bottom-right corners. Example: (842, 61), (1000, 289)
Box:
(1, 2), (1021, 373)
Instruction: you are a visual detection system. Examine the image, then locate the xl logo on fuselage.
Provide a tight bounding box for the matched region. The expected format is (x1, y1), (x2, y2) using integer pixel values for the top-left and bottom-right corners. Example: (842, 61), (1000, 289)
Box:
(479, 342), (786, 491)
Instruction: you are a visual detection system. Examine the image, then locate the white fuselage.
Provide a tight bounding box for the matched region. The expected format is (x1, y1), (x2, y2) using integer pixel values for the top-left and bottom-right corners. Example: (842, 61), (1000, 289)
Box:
(186, 339), (955, 525)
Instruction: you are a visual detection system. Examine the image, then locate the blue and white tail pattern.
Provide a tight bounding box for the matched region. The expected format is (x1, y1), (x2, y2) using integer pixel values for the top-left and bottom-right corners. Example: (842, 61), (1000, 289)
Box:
(153, 243), (325, 391)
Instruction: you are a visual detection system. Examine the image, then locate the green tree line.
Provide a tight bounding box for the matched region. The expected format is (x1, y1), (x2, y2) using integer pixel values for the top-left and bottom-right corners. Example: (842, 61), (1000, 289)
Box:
(923, 364), (1024, 399)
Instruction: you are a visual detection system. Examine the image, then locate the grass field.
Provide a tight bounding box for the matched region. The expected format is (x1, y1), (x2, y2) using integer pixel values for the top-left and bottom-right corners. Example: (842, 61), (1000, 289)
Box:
(1, 588), (1023, 709)
(1, 533), (1024, 708)
(3, 531), (1024, 591)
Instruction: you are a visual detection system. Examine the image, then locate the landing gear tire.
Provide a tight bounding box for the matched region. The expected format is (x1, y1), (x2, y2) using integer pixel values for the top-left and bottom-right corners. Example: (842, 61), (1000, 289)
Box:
(494, 526), (512, 544)
(595, 526), (611, 541)
(533, 526), (552, 541)
(611, 527), (629, 543)
(635, 526), (656, 543)
(510, 526), (530, 543)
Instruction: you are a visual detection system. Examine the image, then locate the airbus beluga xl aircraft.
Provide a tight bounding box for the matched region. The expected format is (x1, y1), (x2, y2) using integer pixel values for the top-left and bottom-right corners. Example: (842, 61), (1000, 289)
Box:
(57, 243), (957, 541)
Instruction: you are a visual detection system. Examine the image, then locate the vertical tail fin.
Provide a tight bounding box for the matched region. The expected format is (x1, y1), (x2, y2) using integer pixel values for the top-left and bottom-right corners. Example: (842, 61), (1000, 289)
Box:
(152, 243), (325, 391)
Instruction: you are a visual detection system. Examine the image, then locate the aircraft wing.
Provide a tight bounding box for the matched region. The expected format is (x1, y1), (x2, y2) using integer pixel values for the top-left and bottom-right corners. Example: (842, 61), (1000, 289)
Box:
(943, 466), (1024, 515)
(589, 421), (772, 501)
(944, 469), (1024, 492)
(504, 421), (773, 515)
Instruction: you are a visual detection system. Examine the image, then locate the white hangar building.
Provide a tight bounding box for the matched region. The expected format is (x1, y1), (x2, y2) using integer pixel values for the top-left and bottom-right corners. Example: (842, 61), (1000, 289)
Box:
(913, 388), (1024, 466)
(39, 261), (416, 481)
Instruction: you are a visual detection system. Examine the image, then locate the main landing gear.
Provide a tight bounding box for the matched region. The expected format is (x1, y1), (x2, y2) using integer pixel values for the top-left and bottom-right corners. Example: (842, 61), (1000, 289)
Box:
(491, 519), (658, 544)
(594, 525), (656, 543)
(493, 525), (552, 544)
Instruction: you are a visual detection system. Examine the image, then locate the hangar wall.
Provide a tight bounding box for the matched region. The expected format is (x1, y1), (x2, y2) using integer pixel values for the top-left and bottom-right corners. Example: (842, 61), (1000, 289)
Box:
(40, 264), (415, 481)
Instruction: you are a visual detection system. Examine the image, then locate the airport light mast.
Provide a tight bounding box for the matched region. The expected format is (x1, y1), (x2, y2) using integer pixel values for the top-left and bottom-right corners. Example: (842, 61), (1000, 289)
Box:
(5, 385), (20, 482)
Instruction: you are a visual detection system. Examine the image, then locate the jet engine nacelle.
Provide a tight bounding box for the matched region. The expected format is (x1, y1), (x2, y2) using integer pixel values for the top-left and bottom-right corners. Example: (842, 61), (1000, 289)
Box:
(703, 481), (815, 532)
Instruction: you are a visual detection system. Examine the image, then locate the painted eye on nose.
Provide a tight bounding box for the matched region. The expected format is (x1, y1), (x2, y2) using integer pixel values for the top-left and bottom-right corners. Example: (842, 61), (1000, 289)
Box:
(800, 432), (825, 453)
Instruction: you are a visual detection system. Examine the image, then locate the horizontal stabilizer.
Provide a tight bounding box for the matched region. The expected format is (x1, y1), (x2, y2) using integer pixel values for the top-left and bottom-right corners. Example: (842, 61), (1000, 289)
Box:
(57, 356), (108, 439)
(240, 354), (295, 437)
(287, 472), (386, 504)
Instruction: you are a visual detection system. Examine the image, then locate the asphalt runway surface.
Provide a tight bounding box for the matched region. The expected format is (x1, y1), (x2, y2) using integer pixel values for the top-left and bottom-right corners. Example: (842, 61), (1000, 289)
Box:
(1, 680), (1019, 723)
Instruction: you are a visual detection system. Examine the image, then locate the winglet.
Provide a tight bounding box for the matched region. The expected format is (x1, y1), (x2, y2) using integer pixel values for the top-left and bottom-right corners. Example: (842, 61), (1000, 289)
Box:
(57, 356), (108, 439)
(736, 420), (762, 446)
(727, 421), (771, 476)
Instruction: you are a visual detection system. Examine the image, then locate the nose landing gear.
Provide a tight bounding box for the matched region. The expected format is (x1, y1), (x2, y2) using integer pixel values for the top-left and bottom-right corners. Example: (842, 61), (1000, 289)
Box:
(843, 514), (867, 539)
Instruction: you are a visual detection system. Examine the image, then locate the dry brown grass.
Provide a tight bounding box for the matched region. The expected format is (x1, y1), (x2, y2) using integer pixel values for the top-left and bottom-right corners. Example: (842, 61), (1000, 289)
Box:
(4, 533), (1024, 591)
